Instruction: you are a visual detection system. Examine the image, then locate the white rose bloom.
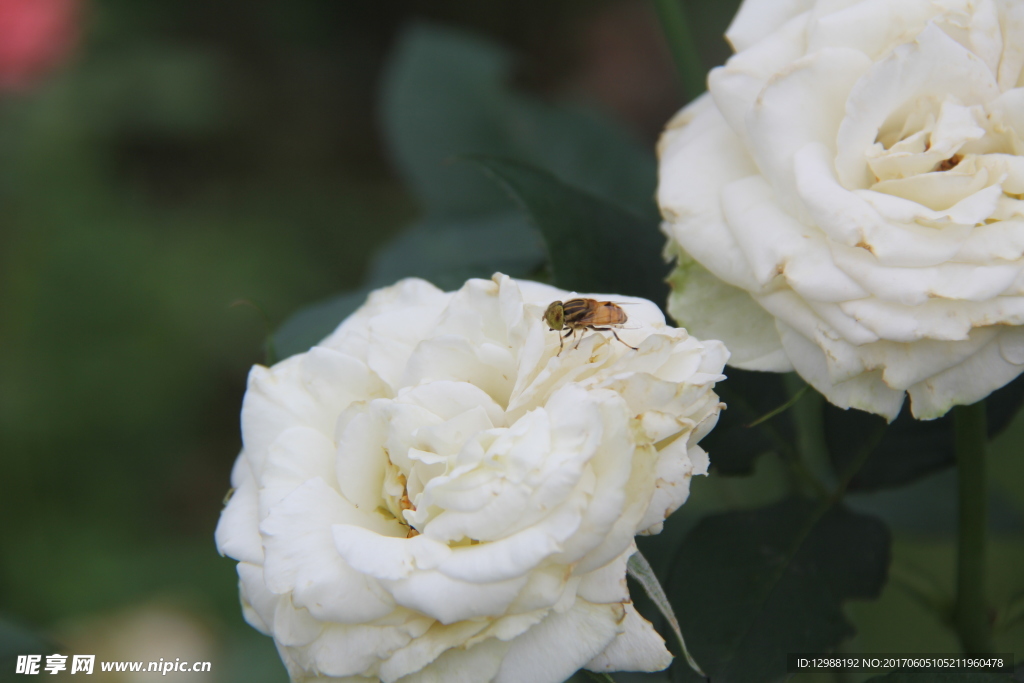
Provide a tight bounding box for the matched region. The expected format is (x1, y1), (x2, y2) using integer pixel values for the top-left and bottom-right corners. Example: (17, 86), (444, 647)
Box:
(215, 273), (727, 683)
(659, 0), (1024, 420)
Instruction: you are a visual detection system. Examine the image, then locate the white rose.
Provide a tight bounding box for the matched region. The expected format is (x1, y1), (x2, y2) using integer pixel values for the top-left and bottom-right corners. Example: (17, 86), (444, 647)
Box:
(215, 273), (727, 682)
(659, 0), (1024, 420)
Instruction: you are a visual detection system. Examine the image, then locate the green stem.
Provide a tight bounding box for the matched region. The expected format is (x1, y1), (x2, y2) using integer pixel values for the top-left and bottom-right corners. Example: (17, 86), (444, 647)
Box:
(953, 402), (994, 654)
(651, 0), (706, 100)
(784, 375), (835, 493)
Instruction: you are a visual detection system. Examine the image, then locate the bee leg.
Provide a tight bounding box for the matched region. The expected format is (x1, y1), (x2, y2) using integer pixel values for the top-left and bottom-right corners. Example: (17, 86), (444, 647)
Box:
(557, 328), (571, 356)
(611, 329), (638, 351)
(592, 327), (638, 351)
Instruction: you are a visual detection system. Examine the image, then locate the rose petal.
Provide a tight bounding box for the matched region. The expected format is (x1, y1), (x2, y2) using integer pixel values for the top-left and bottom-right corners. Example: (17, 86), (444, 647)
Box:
(309, 620), (423, 680)
(745, 47), (872, 215)
(836, 24), (1000, 190)
(215, 458), (264, 564)
(261, 478), (397, 624)
(389, 635), (508, 683)
(658, 95), (764, 292)
(495, 600), (624, 683)
(258, 425), (341, 519)
(724, 0), (813, 52)
(908, 327), (1024, 418)
(777, 321), (905, 420)
(320, 278), (448, 361)
(807, 0), (939, 60)
(712, 14), (811, 143)
(586, 603), (672, 673)
(666, 251), (791, 370)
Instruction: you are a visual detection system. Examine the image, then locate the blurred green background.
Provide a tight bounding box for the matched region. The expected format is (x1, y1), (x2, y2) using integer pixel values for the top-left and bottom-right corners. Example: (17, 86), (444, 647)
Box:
(1, 1), (1020, 682)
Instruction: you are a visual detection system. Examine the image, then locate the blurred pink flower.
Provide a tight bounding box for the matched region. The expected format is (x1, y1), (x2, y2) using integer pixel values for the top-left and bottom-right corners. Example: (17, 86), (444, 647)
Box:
(0, 0), (78, 90)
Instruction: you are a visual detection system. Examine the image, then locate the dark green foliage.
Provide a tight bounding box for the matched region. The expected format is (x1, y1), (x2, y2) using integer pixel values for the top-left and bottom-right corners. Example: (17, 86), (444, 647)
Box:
(699, 368), (795, 476)
(669, 498), (890, 682)
(469, 156), (667, 304)
(382, 24), (659, 220)
(827, 375), (1024, 492)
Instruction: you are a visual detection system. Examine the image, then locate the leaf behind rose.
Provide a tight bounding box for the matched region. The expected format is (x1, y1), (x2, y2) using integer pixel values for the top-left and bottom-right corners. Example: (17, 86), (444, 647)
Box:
(668, 497), (890, 683)
(826, 374), (1024, 493)
(381, 23), (658, 221)
(696, 368), (795, 477)
(466, 155), (668, 306)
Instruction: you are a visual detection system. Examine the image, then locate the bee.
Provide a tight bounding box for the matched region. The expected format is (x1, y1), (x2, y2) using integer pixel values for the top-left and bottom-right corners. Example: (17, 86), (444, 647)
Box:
(543, 298), (638, 355)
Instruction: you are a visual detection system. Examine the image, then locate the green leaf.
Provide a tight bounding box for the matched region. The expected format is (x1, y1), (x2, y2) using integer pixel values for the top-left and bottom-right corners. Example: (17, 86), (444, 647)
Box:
(826, 403), (949, 492)
(668, 497), (890, 682)
(826, 374), (1024, 493)
(652, 0), (706, 101)
(272, 288), (372, 361)
(864, 673), (1016, 682)
(511, 100), (659, 222)
(381, 24), (521, 218)
(699, 368), (795, 476)
(468, 156), (668, 304)
(381, 23), (657, 220)
(365, 212), (545, 291)
(628, 550), (706, 678)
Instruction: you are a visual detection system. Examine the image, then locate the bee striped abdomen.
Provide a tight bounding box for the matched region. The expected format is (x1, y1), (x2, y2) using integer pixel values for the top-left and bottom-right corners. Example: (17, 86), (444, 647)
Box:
(564, 299), (628, 327)
(562, 298), (594, 323)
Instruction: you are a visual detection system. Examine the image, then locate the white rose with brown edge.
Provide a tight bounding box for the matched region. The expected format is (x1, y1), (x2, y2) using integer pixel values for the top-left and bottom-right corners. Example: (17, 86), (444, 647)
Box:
(216, 273), (727, 682)
(660, 0), (1024, 420)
